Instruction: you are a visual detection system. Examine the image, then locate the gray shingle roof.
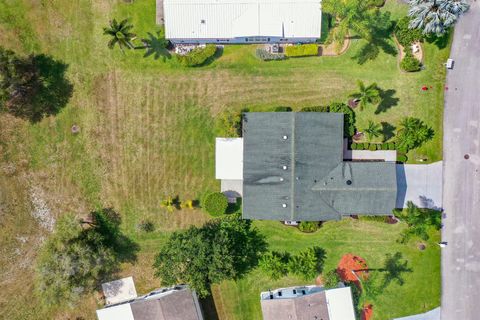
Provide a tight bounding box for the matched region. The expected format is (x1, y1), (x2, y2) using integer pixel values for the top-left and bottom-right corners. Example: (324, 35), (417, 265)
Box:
(242, 112), (397, 221)
(261, 291), (330, 320)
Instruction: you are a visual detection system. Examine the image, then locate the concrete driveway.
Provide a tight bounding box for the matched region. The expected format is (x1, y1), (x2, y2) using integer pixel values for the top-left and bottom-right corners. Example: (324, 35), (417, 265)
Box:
(441, 1), (480, 319)
(396, 162), (443, 210)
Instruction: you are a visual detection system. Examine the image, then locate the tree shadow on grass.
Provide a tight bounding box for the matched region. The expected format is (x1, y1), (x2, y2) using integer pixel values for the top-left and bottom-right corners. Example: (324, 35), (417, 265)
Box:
(380, 122), (396, 141)
(91, 208), (140, 264)
(142, 32), (172, 61)
(425, 31), (451, 50)
(199, 295), (219, 320)
(375, 89), (399, 114)
(28, 54), (73, 122)
(379, 252), (412, 287)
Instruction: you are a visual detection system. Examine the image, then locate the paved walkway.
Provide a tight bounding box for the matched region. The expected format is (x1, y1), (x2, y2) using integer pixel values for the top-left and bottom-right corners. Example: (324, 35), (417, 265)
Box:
(441, 1), (480, 319)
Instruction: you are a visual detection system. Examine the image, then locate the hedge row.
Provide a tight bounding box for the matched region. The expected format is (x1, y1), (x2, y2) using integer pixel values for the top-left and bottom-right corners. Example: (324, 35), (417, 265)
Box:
(177, 45), (217, 67)
(395, 17), (423, 47)
(255, 48), (287, 61)
(285, 44), (319, 57)
(351, 142), (396, 151)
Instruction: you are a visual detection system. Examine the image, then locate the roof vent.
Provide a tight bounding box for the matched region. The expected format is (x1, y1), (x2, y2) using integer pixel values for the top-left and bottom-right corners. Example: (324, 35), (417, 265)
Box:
(201, 19), (205, 24)
(282, 203), (287, 208)
(279, 177), (284, 182)
(283, 135), (288, 140)
(346, 180), (352, 185)
(282, 165), (288, 170)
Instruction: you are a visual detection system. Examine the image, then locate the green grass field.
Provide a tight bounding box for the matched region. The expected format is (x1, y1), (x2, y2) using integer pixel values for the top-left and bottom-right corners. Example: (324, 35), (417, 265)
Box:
(0, 0), (444, 319)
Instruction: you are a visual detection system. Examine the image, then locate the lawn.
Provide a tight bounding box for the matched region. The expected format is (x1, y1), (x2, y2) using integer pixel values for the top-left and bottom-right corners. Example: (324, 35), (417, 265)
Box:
(0, 0), (444, 319)
(211, 219), (440, 320)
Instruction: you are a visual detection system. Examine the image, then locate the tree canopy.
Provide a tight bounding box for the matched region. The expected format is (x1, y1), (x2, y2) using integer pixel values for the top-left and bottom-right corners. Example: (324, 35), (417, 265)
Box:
(349, 80), (381, 111)
(398, 201), (442, 243)
(408, 0), (470, 35)
(36, 209), (138, 306)
(103, 19), (136, 52)
(153, 215), (267, 297)
(396, 117), (434, 152)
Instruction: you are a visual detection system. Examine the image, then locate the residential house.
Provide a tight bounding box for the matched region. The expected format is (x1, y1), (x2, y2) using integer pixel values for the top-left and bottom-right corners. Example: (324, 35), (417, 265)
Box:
(161, 0), (323, 44)
(96, 277), (203, 320)
(260, 285), (356, 320)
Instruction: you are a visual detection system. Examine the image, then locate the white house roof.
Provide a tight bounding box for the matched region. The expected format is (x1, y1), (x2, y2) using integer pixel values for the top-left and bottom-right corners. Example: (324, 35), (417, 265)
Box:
(101, 276), (137, 306)
(164, 0), (322, 39)
(324, 287), (356, 320)
(96, 303), (134, 320)
(216, 138), (243, 180)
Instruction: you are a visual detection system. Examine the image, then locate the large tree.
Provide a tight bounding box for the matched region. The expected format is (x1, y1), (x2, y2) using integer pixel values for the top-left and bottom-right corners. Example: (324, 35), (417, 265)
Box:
(398, 201), (442, 243)
(322, 0), (373, 52)
(349, 80), (381, 111)
(408, 0), (470, 35)
(36, 209), (137, 306)
(153, 215), (267, 297)
(103, 18), (136, 52)
(396, 117), (434, 152)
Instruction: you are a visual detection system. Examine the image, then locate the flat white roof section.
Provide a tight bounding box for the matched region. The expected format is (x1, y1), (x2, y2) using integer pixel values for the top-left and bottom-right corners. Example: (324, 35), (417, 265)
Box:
(96, 303), (134, 320)
(215, 138), (243, 180)
(164, 0), (322, 39)
(102, 276), (137, 306)
(324, 287), (356, 320)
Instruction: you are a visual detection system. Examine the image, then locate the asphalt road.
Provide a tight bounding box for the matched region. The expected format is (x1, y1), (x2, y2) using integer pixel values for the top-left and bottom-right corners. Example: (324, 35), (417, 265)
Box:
(442, 2), (480, 319)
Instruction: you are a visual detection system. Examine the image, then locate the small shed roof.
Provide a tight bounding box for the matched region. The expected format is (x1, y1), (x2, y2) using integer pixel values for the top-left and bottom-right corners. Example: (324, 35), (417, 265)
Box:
(216, 138), (243, 180)
(164, 0), (322, 39)
(102, 276), (137, 306)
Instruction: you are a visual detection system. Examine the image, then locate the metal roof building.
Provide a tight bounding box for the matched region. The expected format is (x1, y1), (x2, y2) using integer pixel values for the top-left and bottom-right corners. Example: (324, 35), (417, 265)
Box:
(242, 112), (398, 221)
(163, 0), (322, 43)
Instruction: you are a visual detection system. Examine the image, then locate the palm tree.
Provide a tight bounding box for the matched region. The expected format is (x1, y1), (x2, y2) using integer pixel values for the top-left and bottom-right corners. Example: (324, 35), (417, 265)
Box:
(408, 0), (470, 35)
(322, 0), (373, 52)
(103, 19), (136, 52)
(349, 80), (381, 111)
(363, 121), (382, 141)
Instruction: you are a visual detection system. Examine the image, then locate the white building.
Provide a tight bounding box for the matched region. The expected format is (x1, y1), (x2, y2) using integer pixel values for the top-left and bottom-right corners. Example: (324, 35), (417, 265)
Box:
(260, 285), (356, 320)
(96, 278), (203, 320)
(163, 0), (323, 44)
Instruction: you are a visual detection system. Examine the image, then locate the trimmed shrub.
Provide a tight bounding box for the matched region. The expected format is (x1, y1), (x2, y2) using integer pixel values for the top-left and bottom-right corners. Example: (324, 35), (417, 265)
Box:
(381, 143), (389, 150)
(330, 102), (356, 137)
(351, 143), (358, 150)
(177, 45), (217, 67)
(361, 215), (387, 222)
(395, 17), (423, 47)
(273, 106), (292, 112)
(401, 52), (421, 72)
(322, 269), (341, 289)
(301, 105), (329, 112)
(363, 143), (370, 150)
(356, 143), (364, 150)
(298, 221), (319, 233)
(259, 251), (290, 280)
(137, 220), (155, 232)
(388, 142), (396, 150)
(397, 154), (408, 163)
(255, 48), (287, 61)
(377, 144), (383, 150)
(203, 192), (228, 216)
(285, 44), (319, 57)
(369, 144), (377, 151)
